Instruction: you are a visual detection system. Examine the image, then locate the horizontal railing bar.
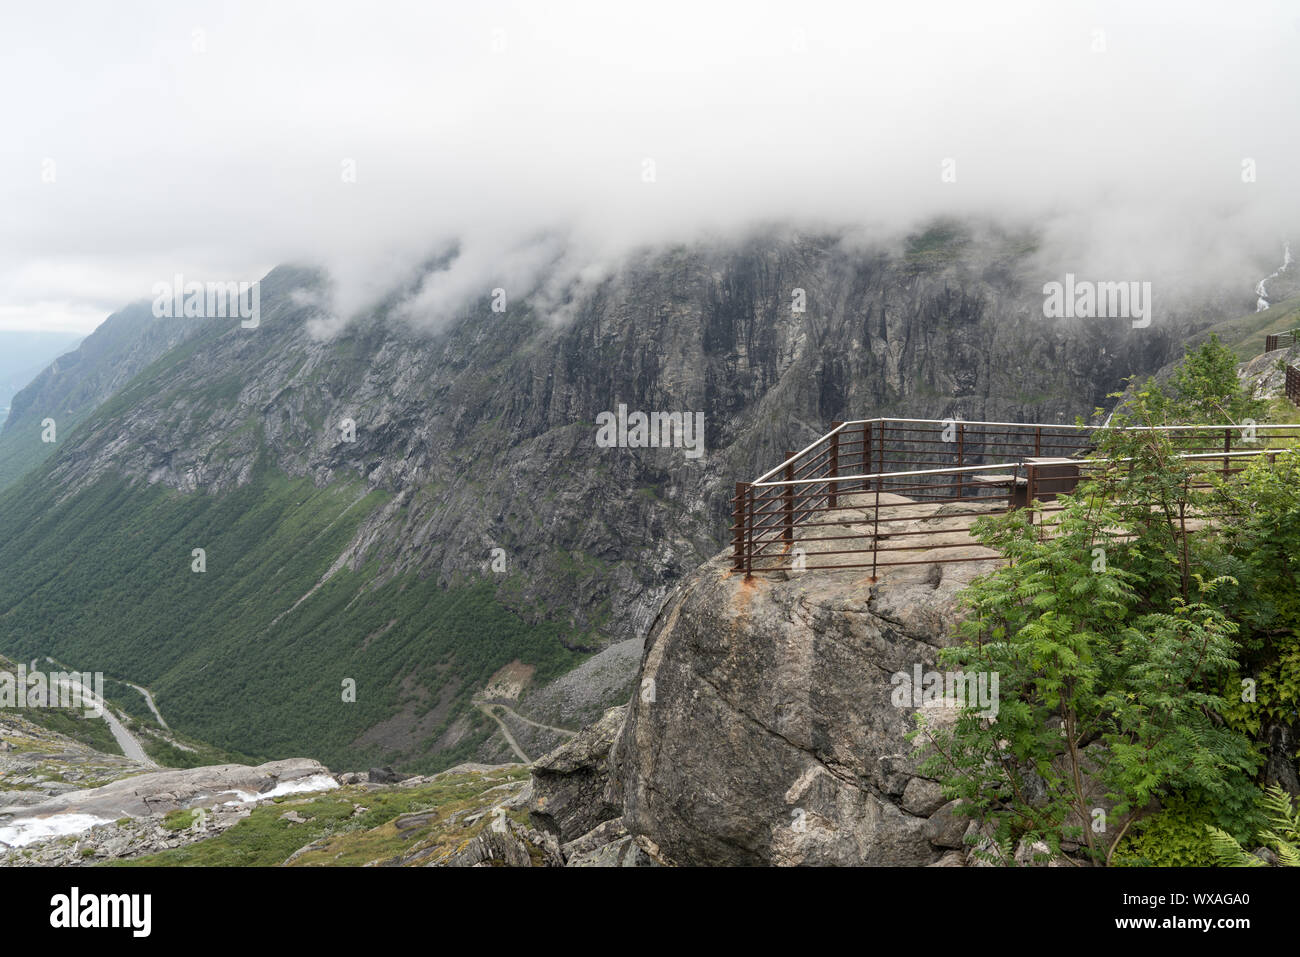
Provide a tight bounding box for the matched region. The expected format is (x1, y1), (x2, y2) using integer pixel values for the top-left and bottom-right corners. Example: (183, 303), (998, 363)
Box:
(738, 491), (1014, 520)
(751, 538), (1008, 559)
(735, 507), (1013, 537)
(752, 449), (1283, 488)
(747, 512), (1230, 561)
(840, 417), (1300, 432)
(753, 422), (852, 485)
(734, 418), (1298, 579)
(750, 556), (1002, 571)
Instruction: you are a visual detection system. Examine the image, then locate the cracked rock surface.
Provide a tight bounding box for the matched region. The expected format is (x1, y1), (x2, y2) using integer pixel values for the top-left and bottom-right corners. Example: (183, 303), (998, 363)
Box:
(606, 544), (1001, 865)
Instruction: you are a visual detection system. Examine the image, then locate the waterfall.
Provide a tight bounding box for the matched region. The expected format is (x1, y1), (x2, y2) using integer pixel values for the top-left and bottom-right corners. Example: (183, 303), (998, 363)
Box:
(1255, 240), (1293, 311)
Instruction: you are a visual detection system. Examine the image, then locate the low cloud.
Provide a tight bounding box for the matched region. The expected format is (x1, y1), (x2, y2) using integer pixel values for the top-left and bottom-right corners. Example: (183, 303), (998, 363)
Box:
(1, 0), (1296, 334)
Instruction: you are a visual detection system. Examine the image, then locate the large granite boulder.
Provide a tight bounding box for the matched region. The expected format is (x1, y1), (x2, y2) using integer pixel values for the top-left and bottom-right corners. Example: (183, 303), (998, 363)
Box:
(610, 546), (1001, 866)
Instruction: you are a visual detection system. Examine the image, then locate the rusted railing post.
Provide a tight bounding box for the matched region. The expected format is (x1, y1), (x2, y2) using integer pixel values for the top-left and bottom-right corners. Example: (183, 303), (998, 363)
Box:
(1034, 426), (1042, 457)
(783, 453), (795, 549)
(1224, 427), (1231, 479)
(732, 482), (747, 572)
(745, 486), (754, 577)
(957, 422), (964, 499)
(828, 423), (841, 509)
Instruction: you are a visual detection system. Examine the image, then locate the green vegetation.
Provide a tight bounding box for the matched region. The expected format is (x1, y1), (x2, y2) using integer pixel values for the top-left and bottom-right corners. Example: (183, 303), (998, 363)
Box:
(160, 808), (202, 832)
(1147, 334), (1266, 425)
(0, 703), (124, 756)
(0, 654), (124, 756)
(1178, 296), (1300, 362)
(904, 219), (970, 267)
(1206, 786), (1300, 867)
(915, 337), (1300, 865)
(1112, 797), (1217, 867)
(117, 767), (531, 867)
(100, 678), (156, 724)
(0, 654), (241, 768)
(137, 729), (240, 770)
(0, 461), (582, 773)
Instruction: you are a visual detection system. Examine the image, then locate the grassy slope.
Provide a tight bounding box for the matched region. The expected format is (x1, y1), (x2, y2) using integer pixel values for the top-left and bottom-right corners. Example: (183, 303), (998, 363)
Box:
(0, 703), (125, 758)
(0, 460), (583, 774)
(115, 766), (533, 867)
(1182, 295), (1300, 361)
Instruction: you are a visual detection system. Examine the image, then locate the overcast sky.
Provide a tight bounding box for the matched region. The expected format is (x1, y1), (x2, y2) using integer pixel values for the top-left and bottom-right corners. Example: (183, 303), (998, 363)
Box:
(2, 0), (1298, 334)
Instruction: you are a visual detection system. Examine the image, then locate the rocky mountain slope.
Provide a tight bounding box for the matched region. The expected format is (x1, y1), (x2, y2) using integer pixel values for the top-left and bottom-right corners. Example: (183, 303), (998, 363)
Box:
(0, 330), (83, 426)
(0, 303), (207, 489)
(0, 710), (550, 866)
(0, 222), (1250, 773)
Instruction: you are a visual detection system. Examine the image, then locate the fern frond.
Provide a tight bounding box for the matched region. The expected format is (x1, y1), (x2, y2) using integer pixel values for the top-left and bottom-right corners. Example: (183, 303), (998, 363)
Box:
(1204, 825), (1264, 866)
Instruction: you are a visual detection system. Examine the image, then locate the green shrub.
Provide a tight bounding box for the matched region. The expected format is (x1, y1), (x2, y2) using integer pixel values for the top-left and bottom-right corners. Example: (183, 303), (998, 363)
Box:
(160, 808), (200, 832)
(913, 344), (1294, 866)
(1207, 786), (1300, 867)
(1113, 799), (1217, 867)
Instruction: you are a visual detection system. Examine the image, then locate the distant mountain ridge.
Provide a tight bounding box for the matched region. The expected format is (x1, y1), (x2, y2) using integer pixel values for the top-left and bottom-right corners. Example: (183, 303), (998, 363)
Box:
(0, 222), (1256, 773)
(0, 329), (83, 426)
(0, 304), (208, 489)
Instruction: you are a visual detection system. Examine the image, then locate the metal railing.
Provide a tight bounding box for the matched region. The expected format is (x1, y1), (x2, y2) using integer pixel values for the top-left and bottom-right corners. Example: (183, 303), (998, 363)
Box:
(731, 418), (1300, 579)
(1265, 332), (1298, 352)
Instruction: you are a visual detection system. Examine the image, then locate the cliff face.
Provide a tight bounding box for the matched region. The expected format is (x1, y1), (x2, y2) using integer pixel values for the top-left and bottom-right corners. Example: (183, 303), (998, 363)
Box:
(0, 223), (1239, 769)
(614, 555), (987, 866)
(21, 226), (1220, 647)
(530, 537), (1006, 866)
(0, 302), (205, 489)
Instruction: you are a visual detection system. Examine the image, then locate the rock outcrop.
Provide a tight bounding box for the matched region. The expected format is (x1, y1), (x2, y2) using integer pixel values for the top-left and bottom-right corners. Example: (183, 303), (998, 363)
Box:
(1240, 342), (1300, 402)
(0, 757), (334, 824)
(618, 553), (1000, 865)
(528, 704), (625, 843)
(531, 524), (1008, 865)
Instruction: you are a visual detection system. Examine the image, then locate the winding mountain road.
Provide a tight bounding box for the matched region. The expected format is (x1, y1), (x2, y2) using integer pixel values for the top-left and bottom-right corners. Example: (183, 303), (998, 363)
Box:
(472, 699), (577, 764)
(122, 680), (168, 729)
(34, 657), (157, 766)
(51, 675), (155, 767)
(474, 702), (531, 762)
